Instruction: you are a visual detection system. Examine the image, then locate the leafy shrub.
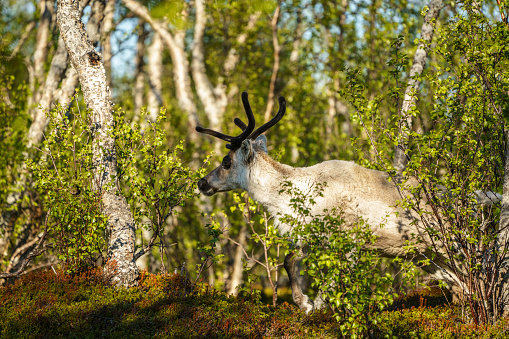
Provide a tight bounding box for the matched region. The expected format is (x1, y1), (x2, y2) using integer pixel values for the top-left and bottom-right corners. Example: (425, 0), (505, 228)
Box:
(113, 108), (208, 267)
(343, 1), (509, 324)
(26, 104), (107, 271)
(225, 191), (289, 306)
(26, 104), (207, 273)
(279, 181), (413, 338)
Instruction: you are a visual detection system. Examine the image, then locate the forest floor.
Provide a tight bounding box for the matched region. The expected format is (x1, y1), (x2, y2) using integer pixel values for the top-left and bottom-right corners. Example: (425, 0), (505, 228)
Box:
(1, 268), (509, 338)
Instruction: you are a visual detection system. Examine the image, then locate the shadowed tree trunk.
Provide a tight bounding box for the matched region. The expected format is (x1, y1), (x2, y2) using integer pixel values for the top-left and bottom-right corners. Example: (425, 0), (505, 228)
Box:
(54, 66), (79, 106)
(222, 12), (259, 102)
(28, 35), (70, 147)
(86, 0), (106, 44)
(30, 0), (53, 110)
(57, 0), (139, 287)
(227, 224), (247, 295)
(497, 130), (509, 317)
(393, 0), (443, 173)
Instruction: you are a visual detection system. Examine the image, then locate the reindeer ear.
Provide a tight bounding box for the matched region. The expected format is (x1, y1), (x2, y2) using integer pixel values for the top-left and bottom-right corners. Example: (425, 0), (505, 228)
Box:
(254, 135), (267, 153)
(240, 139), (254, 163)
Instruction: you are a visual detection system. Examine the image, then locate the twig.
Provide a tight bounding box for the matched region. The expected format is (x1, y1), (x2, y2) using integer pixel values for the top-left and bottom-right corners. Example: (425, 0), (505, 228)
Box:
(0, 209), (54, 280)
(496, 0), (509, 28)
(9, 21), (36, 60)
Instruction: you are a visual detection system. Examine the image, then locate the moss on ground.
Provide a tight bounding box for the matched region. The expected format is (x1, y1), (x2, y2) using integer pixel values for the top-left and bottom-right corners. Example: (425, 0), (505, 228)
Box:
(1, 269), (509, 338)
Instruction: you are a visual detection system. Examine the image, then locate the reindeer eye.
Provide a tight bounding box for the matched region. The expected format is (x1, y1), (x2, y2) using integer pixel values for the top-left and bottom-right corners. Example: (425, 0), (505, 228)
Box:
(221, 156), (232, 169)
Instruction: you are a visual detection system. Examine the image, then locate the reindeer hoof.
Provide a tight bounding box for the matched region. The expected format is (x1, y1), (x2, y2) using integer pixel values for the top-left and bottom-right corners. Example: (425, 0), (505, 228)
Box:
(298, 294), (315, 314)
(313, 295), (327, 310)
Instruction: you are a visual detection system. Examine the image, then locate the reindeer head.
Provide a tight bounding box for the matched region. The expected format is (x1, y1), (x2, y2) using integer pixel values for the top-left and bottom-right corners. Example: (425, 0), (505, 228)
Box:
(196, 92), (286, 196)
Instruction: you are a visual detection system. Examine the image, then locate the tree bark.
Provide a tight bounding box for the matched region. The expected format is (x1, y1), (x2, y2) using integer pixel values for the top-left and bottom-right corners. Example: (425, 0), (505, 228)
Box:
(223, 13), (260, 78)
(101, 0), (115, 87)
(28, 35), (70, 147)
(147, 31), (163, 122)
(192, 0), (227, 132)
(33, 0), (53, 91)
(29, 0), (100, 146)
(222, 12), (259, 102)
(54, 66), (79, 106)
(9, 21), (36, 59)
(57, 0), (139, 287)
(133, 21), (147, 118)
(28, 0), (53, 116)
(393, 0), (443, 172)
(227, 224), (247, 295)
(86, 0), (106, 44)
(497, 129), (509, 314)
(263, 3), (281, 124)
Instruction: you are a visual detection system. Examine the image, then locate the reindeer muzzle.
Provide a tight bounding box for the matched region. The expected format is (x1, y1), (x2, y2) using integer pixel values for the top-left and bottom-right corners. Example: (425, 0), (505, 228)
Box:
(198, 178), (216, 196)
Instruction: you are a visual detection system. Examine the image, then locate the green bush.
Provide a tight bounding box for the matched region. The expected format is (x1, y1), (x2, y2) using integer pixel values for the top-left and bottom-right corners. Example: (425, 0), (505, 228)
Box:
(26, 103), (207, 273)
(343, 1), (509, 325)
(279, 181), (414, 338)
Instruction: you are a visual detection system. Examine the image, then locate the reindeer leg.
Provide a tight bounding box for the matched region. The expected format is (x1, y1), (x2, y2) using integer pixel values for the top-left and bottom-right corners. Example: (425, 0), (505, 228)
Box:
(284, 250), (314, 313)
(313, 290), (327, 310)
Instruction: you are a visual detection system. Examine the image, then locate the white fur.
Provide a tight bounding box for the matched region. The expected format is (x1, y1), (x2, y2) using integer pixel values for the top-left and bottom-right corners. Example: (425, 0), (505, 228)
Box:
(198, 136), (498, 310)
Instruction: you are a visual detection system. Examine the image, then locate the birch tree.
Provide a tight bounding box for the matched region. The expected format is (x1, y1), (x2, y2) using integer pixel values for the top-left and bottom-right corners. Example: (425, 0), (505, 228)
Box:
(121, 0), (200, 141)
(147, 31), (163, 122)
(393, 0), (443, 173)
(57, 0), (139, 286)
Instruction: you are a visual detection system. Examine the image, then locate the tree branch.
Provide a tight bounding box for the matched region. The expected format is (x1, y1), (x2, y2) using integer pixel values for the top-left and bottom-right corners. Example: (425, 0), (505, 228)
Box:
(0, 211), (53, 280)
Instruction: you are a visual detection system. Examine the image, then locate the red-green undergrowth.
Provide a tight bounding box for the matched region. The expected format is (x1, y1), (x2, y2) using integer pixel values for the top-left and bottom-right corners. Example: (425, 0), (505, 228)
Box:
(0, 268), (335, 338)
(1, 269), (509, 338)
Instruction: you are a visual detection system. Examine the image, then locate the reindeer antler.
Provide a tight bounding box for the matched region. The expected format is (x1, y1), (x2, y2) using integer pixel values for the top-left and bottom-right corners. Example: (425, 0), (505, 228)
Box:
(249, 96), (286, 140)
(195, 92), (256, 150)
(234, 96), (286, 140)
(196, 92), (286, 149)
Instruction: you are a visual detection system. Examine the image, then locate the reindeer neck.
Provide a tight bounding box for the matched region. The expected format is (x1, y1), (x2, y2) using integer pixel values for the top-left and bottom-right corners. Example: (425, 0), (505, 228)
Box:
(244, 151), (295, 217)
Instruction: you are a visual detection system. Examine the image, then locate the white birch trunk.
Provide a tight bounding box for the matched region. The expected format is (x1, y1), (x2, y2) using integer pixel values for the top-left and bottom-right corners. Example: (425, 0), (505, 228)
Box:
(223, 13), (260, 77)
(263, 4), (281, 123)
(28, 35), (69, 147)
(86, 0), (105, 44)
(101, 0), (115, 87)
(497, 130), (509, 314)
(28, 0), (53, 115)
(222, 13), (259, 101)
(33, 0), (53, 88)
(121, 0), (200, 142)
(133, 21), (146, 118)
(54, 66), (79, 106)
(192, 0), (226, 131)
(393, 0), (443, 172)
(147, 32), (163, 122)
(57, 0), (139, 287)
(227, 225), (247, 295)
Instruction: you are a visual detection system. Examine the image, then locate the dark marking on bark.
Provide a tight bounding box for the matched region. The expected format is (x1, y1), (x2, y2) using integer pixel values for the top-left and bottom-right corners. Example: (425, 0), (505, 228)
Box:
(88, 51), (101, 65)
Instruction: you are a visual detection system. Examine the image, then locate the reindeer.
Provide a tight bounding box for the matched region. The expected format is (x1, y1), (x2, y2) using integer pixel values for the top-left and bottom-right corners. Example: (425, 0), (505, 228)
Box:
(196, 92), (495, 313)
